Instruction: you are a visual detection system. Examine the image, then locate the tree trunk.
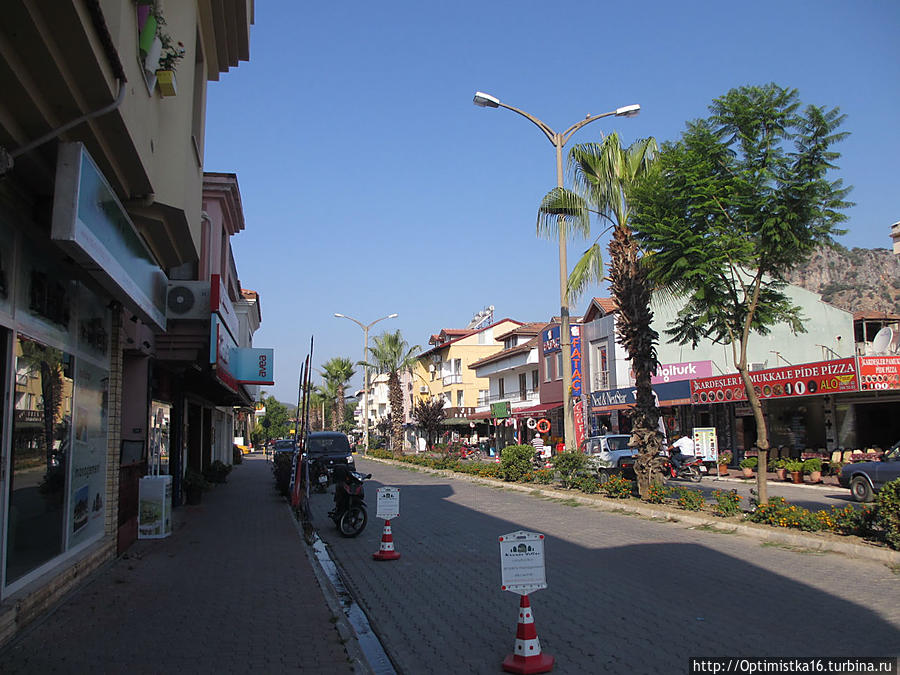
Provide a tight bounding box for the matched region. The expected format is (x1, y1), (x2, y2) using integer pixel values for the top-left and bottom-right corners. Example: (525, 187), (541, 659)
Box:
(740, 368), (769, 505)
(389, 372), (404, 457)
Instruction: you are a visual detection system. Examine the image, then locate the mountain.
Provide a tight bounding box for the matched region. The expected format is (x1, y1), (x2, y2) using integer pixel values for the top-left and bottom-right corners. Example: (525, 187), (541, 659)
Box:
(786, 245), (900, 316)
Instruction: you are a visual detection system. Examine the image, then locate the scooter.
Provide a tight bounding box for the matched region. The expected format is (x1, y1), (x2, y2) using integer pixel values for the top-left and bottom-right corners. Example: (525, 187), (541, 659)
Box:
(661, 454), (706, 482)
(328, 470), (372, 537)
(309, 458), (331, 493)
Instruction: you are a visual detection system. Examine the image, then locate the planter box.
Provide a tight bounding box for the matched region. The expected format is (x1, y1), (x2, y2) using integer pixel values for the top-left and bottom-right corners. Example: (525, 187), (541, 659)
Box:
(156, 70), (177, 97)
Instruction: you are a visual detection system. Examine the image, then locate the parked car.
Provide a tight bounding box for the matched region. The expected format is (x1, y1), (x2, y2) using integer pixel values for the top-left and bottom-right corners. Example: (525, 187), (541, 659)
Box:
(271, 439), (297, 460)
(583, 434), (635, 467)
(839, 440), (900, 502)
(304, 432), (356, 485)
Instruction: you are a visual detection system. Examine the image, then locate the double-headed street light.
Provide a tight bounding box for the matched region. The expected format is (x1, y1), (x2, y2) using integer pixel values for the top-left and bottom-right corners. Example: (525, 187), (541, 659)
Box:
(473, 91), (640, 449)
(334, 312), (398, 453)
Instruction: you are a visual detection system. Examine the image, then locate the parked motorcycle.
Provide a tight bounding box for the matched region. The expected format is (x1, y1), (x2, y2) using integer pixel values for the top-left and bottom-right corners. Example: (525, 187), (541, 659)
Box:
(660, 454), (705, 482)
(309, 457), (331, 493)
(328, 469), (372, 537)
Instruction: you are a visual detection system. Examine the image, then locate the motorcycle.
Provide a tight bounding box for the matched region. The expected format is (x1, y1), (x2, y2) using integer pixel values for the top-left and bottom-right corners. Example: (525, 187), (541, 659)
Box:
(328, 470), (372, 537)
(660, 454), (705, 482)
(309, 457), (331, 493)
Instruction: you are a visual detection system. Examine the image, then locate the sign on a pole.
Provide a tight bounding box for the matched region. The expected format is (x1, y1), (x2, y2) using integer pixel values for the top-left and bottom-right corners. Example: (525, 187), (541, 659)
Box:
(499, 530), (547, 595)
(376, 487), (400, 520)
(692, 427), (718, 462)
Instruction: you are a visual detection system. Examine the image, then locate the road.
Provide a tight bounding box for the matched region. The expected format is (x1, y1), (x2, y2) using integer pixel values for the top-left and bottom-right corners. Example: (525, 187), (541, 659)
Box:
(311, 458), (899, 675)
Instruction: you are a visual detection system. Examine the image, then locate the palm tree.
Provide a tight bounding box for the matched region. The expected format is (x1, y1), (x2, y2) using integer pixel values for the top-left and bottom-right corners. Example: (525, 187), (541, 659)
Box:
(362, 330), (420, 456)
(320, 357), (355, 431)
(537, 132), (662, 498)
(318, 378), (343, 431)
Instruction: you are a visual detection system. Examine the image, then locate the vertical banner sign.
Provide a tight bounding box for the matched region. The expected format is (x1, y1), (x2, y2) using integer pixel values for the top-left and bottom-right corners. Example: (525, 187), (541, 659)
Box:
(499, 531), (547, 595)
(376, 487), (400, 519)
(573, 399), (585, 450)
(570, 325), (582, 398)
(692, 427), (719, 462)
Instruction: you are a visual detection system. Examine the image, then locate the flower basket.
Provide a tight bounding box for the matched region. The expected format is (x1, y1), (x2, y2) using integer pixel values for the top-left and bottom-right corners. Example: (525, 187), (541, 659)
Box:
(156, 69), (177, 97)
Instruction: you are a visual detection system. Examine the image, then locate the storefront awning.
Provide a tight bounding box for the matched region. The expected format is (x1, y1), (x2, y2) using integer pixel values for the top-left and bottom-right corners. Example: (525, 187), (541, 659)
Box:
(590, 380), (692, 412)
(510, 403), (562, 418)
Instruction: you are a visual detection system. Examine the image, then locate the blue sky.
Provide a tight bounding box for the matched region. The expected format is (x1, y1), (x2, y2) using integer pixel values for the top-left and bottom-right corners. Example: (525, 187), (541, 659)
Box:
(204, 1), (900, 403)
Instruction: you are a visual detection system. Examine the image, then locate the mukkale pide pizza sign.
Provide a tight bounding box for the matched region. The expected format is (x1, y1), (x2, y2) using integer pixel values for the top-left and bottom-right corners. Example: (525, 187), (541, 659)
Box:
(690, 357), (858, 405)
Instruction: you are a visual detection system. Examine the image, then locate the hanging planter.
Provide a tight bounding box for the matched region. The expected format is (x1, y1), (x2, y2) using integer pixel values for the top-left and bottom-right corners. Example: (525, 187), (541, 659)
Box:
(155, 70), (177, 97)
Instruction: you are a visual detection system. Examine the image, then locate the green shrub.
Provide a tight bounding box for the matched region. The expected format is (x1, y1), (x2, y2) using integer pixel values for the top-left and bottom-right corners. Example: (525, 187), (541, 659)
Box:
(553, 450), (587, 489)
(532, 468), (554, 485)
(745, 496), (823, 531)
(739, 456), (758, 469)
(712, 489), (742, 517)
(674, 487), (705, 511)
(369, 448), (393, 459)
(875, 478), (900, 550)
(601, 474), (634, 499)
(499, 445), (536, 482)
(477, 463), (502, 479)
(574, 474), (600, 494)
(802, 458), (822, 474)
(644, 482), (672, 504)
(783, 460), (803, 473)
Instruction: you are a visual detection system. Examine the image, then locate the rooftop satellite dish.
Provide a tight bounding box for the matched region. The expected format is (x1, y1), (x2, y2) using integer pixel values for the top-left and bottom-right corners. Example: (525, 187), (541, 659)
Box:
(872, 327), (895, 354)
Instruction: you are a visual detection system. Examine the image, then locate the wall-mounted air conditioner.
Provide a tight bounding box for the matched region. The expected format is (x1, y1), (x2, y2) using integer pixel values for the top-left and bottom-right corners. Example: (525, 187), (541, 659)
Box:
(166, 281), (211, 320)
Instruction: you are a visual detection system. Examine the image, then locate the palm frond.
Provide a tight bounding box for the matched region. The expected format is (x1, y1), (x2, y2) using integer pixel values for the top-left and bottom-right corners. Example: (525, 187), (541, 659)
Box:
(567, 243), (605, 301)
(536, 187), (590, 240)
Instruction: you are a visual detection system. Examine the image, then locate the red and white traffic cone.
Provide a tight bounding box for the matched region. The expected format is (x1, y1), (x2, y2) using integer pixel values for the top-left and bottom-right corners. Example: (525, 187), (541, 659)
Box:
(372, 519), (401, 561)
(502, 594), (554, 674)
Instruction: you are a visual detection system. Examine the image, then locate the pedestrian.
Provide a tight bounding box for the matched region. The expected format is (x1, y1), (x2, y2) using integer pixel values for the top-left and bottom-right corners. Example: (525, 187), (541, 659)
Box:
(532, 434), (547, 458)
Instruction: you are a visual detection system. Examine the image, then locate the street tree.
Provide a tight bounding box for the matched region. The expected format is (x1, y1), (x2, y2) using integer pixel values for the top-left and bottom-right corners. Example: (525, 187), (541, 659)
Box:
(320, 357), (355, 431)
(630, 83), (852, 504)
(412, 397), (446, 450)
(259, 395), (292, 440)
(318, 378), (343, 431)
(538, 133), (662, 497)
(363, 330), (420, 456)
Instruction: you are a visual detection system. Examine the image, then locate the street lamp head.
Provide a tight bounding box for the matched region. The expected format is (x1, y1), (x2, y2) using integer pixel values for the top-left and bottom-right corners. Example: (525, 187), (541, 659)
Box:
(334, 313), (345, 318)
(388, 313), (399, 319)
(473, 91), (500, 108)
(614, 104), (641, 118)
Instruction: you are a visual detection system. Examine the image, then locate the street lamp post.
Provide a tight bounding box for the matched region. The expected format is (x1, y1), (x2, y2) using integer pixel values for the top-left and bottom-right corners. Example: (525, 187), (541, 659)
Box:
(473, 91), (640, 449)
(334, 312), (398, 453)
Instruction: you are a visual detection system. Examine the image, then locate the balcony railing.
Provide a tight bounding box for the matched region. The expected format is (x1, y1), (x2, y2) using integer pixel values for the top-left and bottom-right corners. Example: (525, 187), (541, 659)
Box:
(477, 388), (538, 406)
(442, 374), (462, 385)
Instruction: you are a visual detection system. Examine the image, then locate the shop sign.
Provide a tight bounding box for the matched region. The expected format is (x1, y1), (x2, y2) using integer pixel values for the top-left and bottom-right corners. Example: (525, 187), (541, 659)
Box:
(51, 142), (168, 331)
(571, 326), (582, 397)
(692, 427), (719, 462)
(232, 347), (275, 385)
(573, 399), (585, 448)
(590, 380), (692, 411)
(491, 401), (511, 418)
(651, 360), (713, 384)
(858, 355), (900, 391)
(209, 314), (238, 392)
(690, 357), (858, 404)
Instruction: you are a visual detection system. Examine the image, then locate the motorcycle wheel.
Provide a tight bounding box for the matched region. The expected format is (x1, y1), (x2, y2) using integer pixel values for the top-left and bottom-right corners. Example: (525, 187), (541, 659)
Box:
(687, 465), (702, 482)
(338, 506), (368, 537)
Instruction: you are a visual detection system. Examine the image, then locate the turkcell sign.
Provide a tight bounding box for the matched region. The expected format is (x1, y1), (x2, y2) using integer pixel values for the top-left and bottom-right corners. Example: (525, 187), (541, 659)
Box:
(542, 325), (582, 398)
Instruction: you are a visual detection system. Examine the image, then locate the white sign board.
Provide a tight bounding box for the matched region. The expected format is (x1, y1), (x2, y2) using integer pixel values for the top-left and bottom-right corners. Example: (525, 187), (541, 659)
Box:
(692, 427), (719, 462)
(499, 530), (547, 595)
(376, 487), (400, 520)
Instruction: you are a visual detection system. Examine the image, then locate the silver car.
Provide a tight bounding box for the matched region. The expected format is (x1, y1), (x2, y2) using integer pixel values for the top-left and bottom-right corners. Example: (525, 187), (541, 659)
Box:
(839, 441), (900, 502)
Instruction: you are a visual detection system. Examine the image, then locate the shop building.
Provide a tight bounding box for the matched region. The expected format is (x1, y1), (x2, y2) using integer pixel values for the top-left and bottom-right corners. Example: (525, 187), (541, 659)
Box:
(0, 0), (254, 645)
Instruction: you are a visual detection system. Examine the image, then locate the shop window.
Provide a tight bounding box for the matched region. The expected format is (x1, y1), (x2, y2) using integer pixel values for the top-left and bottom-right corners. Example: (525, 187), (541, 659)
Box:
(7, 335), (73, 583)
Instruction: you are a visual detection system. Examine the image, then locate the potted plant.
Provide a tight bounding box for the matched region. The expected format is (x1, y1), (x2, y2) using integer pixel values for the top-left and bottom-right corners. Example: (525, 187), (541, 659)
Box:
(784, 459), (804, 484)
(203, 460), (232, 484)
(155, 33), (185, 97)
(739, 456), (757, 478)
(183, 468), (208, 505)
(717, 450), (732, 475)
(774, 457), (788, 481)
(803, 457), (823, 483)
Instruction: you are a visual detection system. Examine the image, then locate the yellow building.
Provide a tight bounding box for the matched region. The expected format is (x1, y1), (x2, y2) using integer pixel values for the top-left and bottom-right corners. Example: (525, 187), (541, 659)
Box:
(414, 320), (523, 422)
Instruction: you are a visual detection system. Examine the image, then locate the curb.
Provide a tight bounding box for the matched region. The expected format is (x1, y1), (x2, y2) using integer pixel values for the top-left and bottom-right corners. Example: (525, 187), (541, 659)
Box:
(363, 457), (900, 566)
(285, 505), (375, 674)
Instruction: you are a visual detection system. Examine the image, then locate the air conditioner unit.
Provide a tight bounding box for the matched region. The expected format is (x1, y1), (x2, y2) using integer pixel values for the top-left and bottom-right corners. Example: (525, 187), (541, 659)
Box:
(166, 281), (211, 320)
(419, 386), (428, 394)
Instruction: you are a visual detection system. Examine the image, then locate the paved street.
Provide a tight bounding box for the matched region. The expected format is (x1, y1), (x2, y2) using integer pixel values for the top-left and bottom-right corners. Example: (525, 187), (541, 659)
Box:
(0, 455), (358, 674)
(313, 458), (900, 674)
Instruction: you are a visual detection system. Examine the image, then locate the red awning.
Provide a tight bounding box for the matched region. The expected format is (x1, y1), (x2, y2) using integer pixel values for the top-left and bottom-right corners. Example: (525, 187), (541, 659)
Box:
(510, 403), (562, 418)
(468, 410), (493, 420)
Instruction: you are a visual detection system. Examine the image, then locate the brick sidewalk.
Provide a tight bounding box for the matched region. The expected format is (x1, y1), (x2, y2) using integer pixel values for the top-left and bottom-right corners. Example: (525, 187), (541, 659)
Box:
(0, 455), (359, 674)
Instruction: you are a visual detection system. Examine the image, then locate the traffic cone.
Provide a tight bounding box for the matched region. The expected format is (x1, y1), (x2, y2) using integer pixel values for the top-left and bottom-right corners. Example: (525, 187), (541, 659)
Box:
(372, 519), (401, 561)
(502, 594), (554, 674)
